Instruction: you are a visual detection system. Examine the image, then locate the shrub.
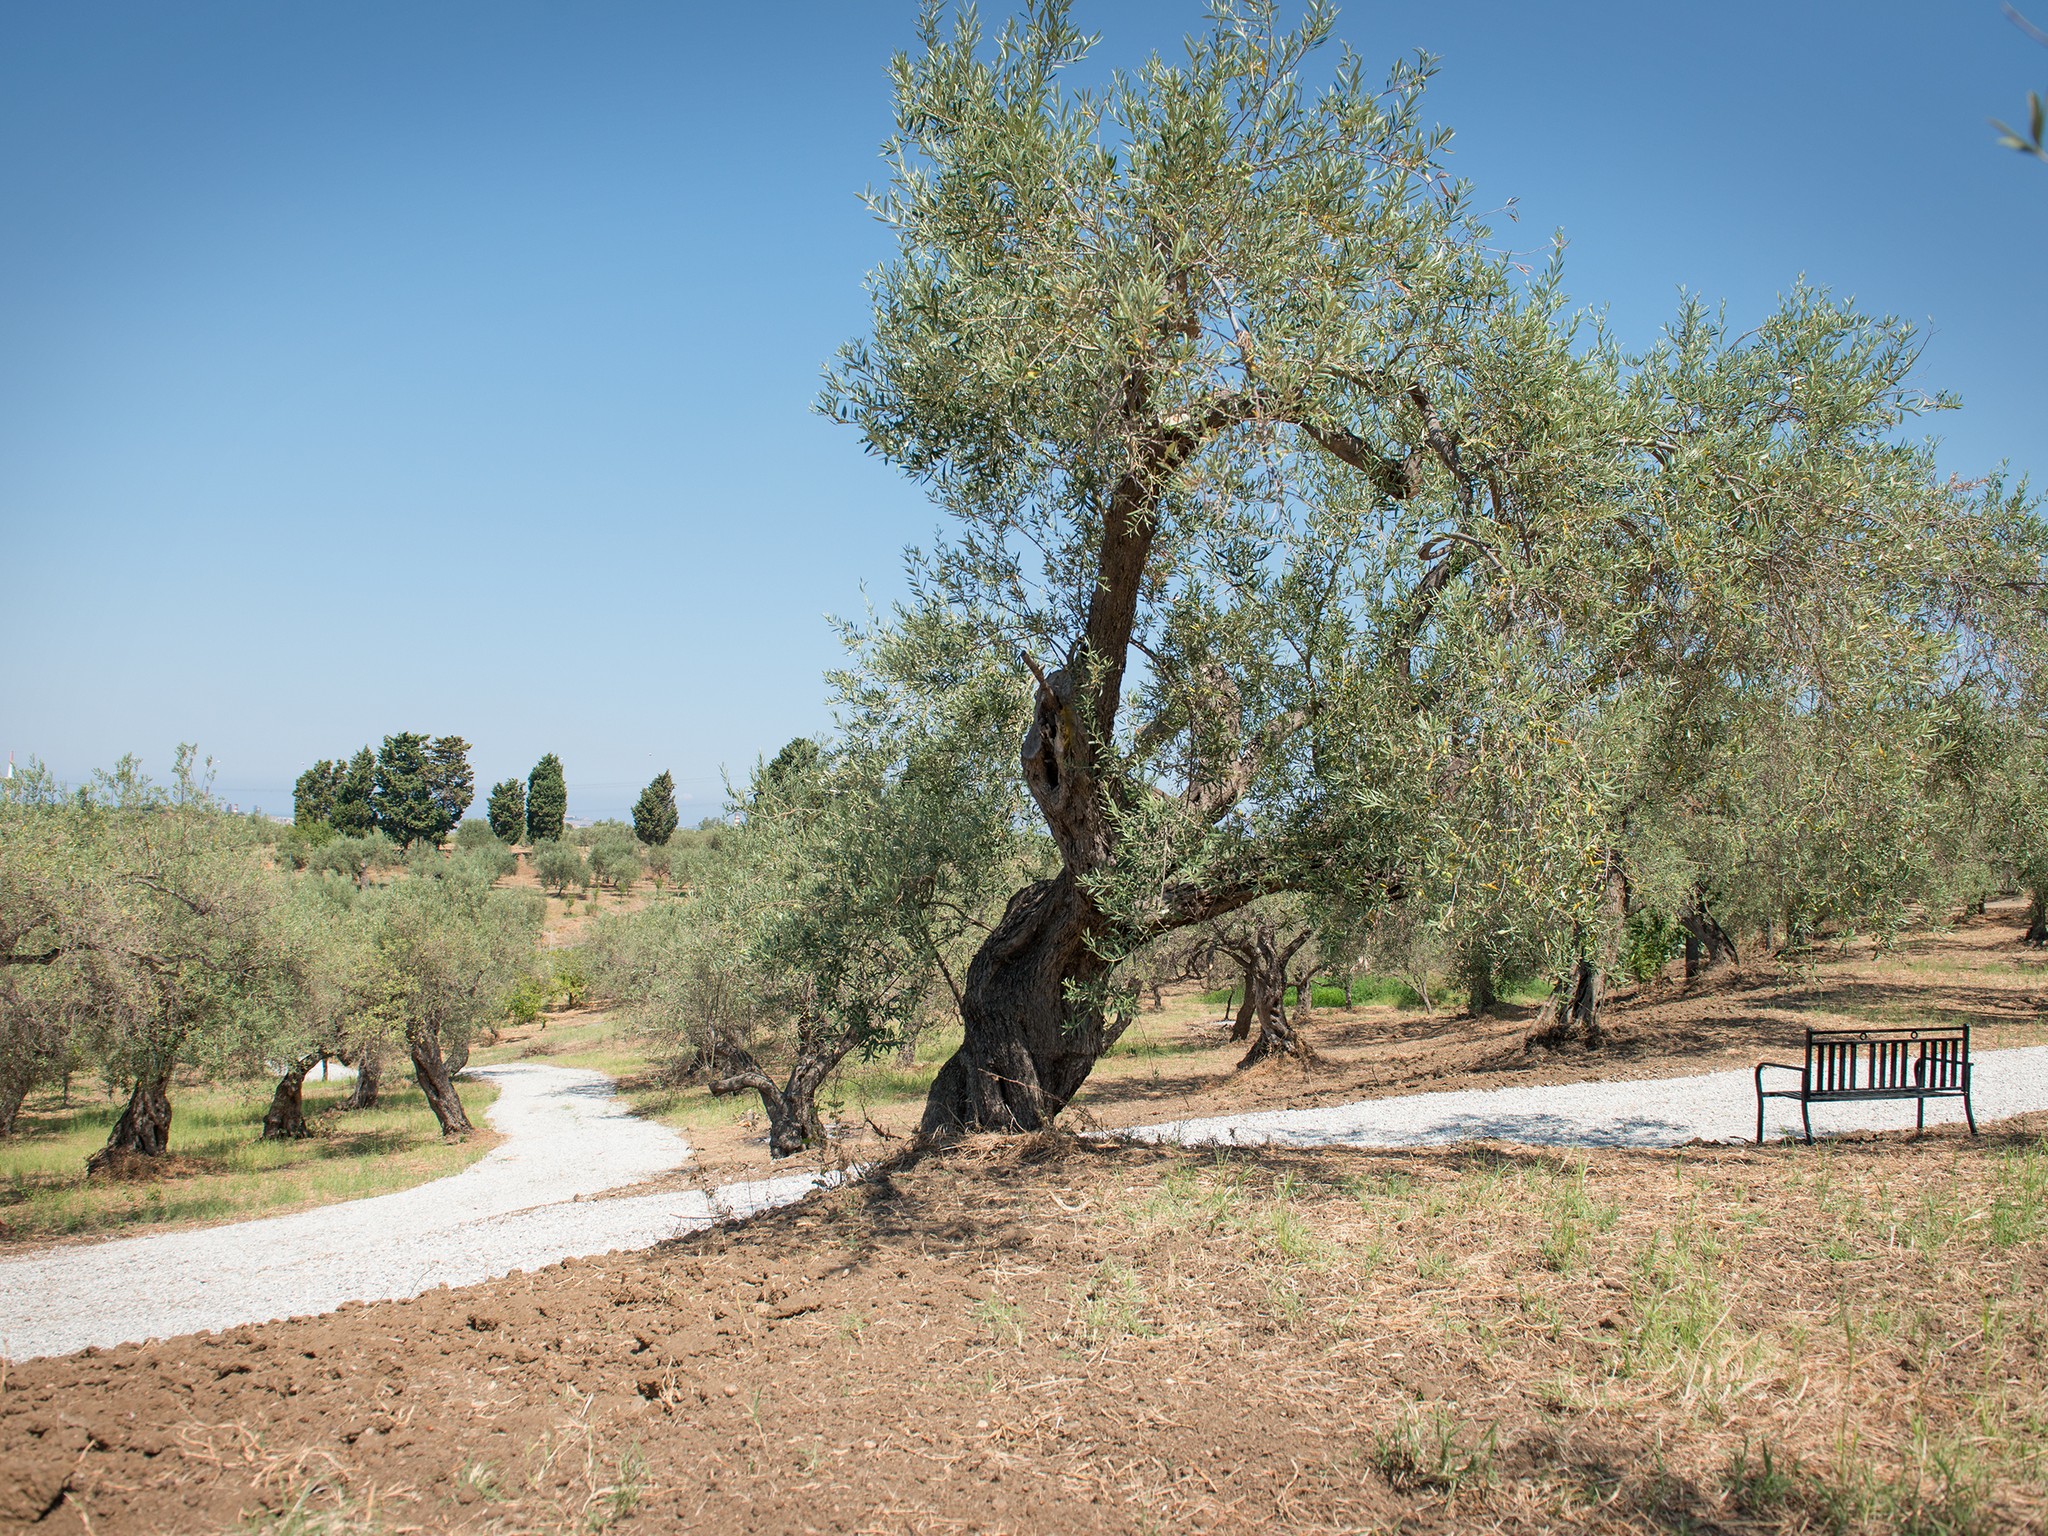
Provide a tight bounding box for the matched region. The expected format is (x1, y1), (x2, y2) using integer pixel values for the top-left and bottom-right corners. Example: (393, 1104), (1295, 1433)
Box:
(587, 831), (644, 892)
(1622, 910), (1684, 982)
(452, 818), (501, 850)
(532, 840), (586, 895)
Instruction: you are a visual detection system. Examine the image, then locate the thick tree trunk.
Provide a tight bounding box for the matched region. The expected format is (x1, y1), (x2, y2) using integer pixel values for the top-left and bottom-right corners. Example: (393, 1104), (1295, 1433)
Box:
(1464, 948), (1497, 1018)
(713, 1060), (833, 1159)
(1230, 966), (1257, 1041)
(342, 1047), (383, 1111)
(1238, 980), (1311, 1068)
(262, 1054), (321, 1140)
(1679, 893), (1738, 981)
(2026, 889), (2046, 946)
(87, 1070), (175, 1172)
(921, 871), (1118, 1137)
(407, 1024), (472, 1136)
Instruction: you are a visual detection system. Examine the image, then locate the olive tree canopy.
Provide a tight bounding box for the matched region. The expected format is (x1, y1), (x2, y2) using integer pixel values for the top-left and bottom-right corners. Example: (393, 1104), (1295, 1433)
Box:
(825, 1), (2046, 1134)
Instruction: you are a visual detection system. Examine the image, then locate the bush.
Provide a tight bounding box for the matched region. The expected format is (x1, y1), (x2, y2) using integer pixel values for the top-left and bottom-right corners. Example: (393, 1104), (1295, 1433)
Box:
(1622, 910), (1684, 982)
(587, 831), (643, 892)
(549, 950), (590, 1009)
(532, 840), (587, 895)
(452, 818), (501, 850)
(508, 973), (549, 1024)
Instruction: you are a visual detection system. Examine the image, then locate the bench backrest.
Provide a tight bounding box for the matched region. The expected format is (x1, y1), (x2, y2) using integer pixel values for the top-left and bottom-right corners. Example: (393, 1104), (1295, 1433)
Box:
(1804, 1026), (1969, 1093)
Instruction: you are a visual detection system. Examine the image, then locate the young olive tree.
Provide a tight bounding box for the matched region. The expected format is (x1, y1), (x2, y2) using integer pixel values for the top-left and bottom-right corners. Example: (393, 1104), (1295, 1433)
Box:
(603, 673), (1030, 1156)
(354, 859), (541, 1136)
(826, 3), (2046, 1132)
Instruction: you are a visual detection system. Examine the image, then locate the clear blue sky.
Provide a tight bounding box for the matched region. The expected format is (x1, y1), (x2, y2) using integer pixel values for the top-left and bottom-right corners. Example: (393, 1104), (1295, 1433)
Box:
(3, 2), (2042, 821)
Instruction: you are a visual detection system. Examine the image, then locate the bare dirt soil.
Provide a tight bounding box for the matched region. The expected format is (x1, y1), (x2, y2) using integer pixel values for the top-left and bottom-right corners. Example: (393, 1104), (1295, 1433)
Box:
(5, 1119), (2045, 1534)
(4, 906), (2043, 1534)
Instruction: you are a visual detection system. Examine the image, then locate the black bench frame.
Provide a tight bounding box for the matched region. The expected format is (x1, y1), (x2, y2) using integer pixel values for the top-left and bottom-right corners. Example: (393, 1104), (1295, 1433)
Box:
(1755, 1025), (1977, 1145)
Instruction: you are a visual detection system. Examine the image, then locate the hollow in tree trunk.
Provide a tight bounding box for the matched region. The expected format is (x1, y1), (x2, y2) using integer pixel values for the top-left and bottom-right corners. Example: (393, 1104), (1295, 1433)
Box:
(342, 1047), (383, 1111)
(87, 1068), (175, 1173)
(407, 1023), (472, 1136)
(262, 1054), (322, 1140)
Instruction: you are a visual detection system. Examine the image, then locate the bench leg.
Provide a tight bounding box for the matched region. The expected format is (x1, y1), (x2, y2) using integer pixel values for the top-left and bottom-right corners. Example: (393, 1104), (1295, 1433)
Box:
(1801, 1100), (1814, 1146)
(1917, 1097), (1925, 1137)
(1756, 1089), (1765, 1146)
(1965, 1093), (1978, 1137)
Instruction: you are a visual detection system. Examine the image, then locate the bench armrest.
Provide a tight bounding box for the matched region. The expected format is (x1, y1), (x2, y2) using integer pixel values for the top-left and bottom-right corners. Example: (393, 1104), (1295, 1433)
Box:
(1754, 1061), (1805, 1076)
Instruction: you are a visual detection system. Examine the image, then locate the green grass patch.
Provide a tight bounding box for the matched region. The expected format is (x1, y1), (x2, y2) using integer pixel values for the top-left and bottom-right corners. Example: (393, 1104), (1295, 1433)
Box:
(0, 1073), (500, 1245)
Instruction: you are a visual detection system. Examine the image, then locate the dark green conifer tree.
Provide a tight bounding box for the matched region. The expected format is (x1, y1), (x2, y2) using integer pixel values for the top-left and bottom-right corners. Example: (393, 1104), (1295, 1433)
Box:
(330, 747), (377, 836)
(526, 754), (567, 844)
(428, 736), (474, 831)
(486, 777), (526, 843)
(293, 760), (343, 826)
(632, 770), (679, 846)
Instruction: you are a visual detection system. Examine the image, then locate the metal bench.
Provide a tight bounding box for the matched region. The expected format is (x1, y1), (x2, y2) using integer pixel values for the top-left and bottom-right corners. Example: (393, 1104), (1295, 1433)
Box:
(1755, 1025), (1976, 1145)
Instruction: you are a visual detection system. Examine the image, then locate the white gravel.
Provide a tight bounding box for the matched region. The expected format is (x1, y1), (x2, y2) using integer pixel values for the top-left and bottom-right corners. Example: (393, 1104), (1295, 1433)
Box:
(0, 1063), (839, 1362)
(1121, 1044), (2048, 1151)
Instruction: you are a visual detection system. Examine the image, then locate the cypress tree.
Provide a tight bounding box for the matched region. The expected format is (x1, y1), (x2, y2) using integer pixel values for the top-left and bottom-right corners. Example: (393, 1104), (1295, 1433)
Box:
(632, 770), (679, 846)
(293, 760), (343, 826)
(486, 777), (526, 843)
(526, 753), (567, 844)
(372, 732), (447, 848)
(330, 747), (377, 836)
(427, 735), (475, 831)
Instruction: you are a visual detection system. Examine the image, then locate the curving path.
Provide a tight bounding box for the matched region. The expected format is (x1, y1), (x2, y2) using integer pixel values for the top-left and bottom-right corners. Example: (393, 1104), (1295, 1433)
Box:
(7, 1049), (2044, 1363)
(0, 1064), (839, 1362)
(1121, 1044), (2048, 1151)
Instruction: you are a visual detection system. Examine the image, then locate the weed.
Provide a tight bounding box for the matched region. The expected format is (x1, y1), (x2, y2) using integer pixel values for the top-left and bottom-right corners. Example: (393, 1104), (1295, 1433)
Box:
(972, 1295), (1028, 1348)
(1372, 1405), (1499, 1501)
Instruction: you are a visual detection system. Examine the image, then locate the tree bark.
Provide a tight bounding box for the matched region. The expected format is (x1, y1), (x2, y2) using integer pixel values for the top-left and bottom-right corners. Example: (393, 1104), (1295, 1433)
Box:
(0, 1062), (31, 1138)
(87, 1070), (175, 1172)
(713, 1060), (833, 1159)
(1679, 893), (1738, 981)
(407, 1024), (472, 1136)
(261, 1054), (321, 1140)
(1230, 965), (1257, 1041)
(2026, 888), (2046, 946)
(342, 1047), (383, 1111)
(921, 870), (1118, 1136)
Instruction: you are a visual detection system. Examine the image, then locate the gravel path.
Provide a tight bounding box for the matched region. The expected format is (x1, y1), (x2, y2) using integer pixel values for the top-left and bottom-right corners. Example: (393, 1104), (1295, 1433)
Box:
(0, 1064), (838, 1362)
(7, 1048), (2042, 1363)
(1122, 1044), (2048, 1151)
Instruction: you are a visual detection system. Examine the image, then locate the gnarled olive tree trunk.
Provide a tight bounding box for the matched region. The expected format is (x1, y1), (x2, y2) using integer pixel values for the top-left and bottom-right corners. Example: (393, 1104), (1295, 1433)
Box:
(407, 1023), (472, 1137)
(2026, 888), (2046, 947)
(341, 1046), (383, 1111)
(1680, 890), (1739, 980)
(261, 1053), (322, 1140)
(87, 1068), (175, 1172)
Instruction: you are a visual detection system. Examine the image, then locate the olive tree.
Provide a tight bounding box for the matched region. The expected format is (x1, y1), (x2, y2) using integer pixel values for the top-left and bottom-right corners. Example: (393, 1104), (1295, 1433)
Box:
(353, 858), (541, 1136)
(824, 3), (2046, 1133)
